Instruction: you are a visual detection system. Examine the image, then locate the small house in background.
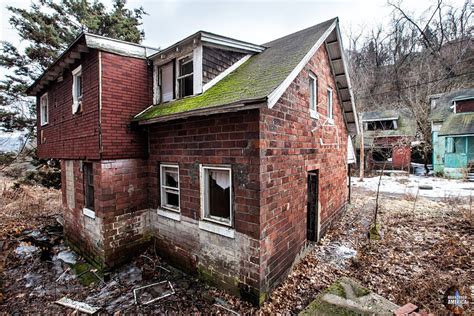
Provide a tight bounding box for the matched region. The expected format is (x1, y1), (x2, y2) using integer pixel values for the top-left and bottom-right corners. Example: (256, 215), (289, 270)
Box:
(357, 110), (416, 170)
(430, 89), (474, 180)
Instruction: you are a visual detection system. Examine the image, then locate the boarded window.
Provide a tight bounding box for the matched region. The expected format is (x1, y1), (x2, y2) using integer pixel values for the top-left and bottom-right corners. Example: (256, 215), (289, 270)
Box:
(160, 164), (180, 211)
(40, 93), (49, 125)
(161, 61), (174, 102)
(202, 166), (232, 226)
(177, 56), (193, 98)
(83, 162), (94, 210)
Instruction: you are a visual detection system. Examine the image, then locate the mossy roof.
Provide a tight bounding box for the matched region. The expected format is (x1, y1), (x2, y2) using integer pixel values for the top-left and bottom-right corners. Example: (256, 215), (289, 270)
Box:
(430, 88), (474, 122)
(439, 113), (474, 136)
(134, 18), (337, 122)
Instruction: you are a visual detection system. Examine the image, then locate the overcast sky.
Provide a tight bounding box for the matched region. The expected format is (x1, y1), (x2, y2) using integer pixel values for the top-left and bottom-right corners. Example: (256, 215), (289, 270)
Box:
(1, 0), (466, 50)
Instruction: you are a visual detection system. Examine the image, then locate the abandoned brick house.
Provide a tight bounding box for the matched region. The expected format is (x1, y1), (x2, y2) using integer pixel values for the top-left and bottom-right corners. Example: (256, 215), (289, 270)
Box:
(27, 17), (359, 303)
(357, 110), (415, 170)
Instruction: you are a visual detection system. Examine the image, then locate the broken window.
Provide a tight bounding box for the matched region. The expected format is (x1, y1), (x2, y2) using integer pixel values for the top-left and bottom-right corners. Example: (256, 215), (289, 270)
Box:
(40, 93), (49, 126)
(177, 56), (193, 98)
(72, 65), (83, 113)
(309, 73), (318, 117)
(327, 88), (333, 119)
(83, 162), (94, 211)
(202, 166), (232, 226)
(160, 164), (180, 212)
(366, 120), (397, 131)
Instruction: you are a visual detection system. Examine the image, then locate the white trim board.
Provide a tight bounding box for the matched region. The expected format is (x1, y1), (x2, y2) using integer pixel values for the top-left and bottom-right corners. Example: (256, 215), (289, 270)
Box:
(267, 19), (338, 108)
(202, 54), (251, 92)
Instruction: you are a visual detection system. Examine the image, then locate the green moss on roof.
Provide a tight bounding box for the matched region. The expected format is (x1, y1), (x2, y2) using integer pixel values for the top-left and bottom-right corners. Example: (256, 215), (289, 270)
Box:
(439, 113), (474, 136)
(134, 18), (336, 122)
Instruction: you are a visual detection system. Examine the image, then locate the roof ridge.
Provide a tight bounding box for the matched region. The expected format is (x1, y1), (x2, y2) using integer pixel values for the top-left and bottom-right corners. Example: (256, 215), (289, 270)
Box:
(263, 17), (338, 46)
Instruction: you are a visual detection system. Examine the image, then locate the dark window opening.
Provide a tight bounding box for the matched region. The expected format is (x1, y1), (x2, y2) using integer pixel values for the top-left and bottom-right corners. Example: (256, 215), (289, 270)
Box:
(367, 120), (396, 131)
(177, 56), (193, 98)
(372, 147), (392, 162)
(84, 162), (94, 210)
(203, 168), (231, 224)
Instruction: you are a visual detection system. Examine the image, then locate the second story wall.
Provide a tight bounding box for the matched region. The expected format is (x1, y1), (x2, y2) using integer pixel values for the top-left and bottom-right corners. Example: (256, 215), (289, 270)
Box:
(37, 50), (100, 159)
(101, 52), (152, 159)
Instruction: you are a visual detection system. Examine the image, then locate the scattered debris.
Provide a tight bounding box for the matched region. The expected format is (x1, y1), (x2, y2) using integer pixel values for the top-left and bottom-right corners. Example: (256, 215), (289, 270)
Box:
(56, 250), (77, 264)
(133, 281), (175, 305)
(55, 297), (101, 314)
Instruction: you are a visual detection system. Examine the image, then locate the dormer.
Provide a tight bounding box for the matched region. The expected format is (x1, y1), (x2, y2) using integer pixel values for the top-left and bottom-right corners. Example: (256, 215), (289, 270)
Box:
(362, 111), (399, 131)
(150, 32), (265, 104)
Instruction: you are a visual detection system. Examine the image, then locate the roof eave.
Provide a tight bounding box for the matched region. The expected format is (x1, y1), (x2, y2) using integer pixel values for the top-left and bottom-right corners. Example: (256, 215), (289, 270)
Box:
(137, 98), (266, 125)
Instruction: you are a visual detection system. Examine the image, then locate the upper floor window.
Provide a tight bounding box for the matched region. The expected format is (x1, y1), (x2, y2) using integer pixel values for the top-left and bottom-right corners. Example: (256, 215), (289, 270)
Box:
(160, 164), (180, 212)
(40, 93), (49, 126)
(72, 65), (83, 113)
(177, 56), (194, 98)
(309, 73), (318, 118)
(327, 88), (333, 120)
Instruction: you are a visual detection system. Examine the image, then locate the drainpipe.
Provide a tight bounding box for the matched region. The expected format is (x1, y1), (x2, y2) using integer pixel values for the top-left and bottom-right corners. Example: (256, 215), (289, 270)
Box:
(98, 51), (103, 157)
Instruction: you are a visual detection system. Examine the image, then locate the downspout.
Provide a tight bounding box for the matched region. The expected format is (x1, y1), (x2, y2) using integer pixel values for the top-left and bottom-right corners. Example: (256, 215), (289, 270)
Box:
(98, 51), (103, 158)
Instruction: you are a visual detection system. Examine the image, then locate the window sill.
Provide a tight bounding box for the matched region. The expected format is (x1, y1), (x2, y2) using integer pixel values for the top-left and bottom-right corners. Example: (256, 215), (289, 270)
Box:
(199, 220), (235, 239)
(310, 110), (319, 119)
(158, 208), (181, 221)
(326, 118), (335, 125)
(40, 122), (49, 127)
(83, 208), (96, 219)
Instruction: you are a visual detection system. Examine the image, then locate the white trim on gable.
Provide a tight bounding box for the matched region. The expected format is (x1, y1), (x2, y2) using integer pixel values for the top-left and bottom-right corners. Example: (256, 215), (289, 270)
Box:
(202, 54), (252, 92)
(334, 23), (360, 134)
(267, 19), (338, 108)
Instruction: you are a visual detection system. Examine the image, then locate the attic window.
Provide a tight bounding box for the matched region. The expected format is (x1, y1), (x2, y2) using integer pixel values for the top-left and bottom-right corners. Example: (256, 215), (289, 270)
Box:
(309, 73), (318, 118)
(72, 65), (83, 113)
(366, 120), (397, 131)
(177, 56), (193, 98)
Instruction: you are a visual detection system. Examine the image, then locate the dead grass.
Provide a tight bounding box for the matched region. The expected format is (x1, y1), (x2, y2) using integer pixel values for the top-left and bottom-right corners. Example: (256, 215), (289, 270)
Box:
(0, 176), (61, 238)
(262, 188), (473, 314)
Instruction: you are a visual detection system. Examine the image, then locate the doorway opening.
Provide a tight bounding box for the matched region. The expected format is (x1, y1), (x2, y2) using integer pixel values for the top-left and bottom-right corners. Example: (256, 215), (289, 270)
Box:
(307, 170), (320, 242)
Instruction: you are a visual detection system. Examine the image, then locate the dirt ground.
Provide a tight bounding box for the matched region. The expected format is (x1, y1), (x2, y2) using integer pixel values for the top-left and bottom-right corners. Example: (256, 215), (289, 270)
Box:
(0, 175), (472, 314)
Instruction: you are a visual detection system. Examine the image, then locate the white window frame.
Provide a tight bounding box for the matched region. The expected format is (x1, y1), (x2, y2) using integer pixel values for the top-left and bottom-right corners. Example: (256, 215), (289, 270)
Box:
(200, 165), (233, 227)
(40, 93), (49, 126)
(160, 163), (180, 212)
(309, 73), (318, 119)
(72, 65), (83, 113)
(327, 87), (334, 123)
(176, 54), (194, 99)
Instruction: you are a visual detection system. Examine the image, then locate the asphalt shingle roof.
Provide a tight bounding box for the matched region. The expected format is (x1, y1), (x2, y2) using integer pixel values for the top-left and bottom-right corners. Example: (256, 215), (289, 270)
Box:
(134, 18), (337, 122)
(439, 113), (474, 136)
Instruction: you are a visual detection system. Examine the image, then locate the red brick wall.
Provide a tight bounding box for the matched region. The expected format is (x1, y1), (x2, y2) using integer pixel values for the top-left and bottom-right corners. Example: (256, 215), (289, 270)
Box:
(61, 159), (149, 269)
(258, 44), (349, 293)
(146, 110), (262, 299)
(36, 50), (152, 160)
(100, 52), (151, 159)
(37, 51), (100, 159)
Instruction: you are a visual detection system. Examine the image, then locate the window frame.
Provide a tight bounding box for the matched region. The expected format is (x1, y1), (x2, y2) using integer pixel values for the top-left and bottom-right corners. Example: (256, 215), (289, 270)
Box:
(40, 92), (49, 126)
(83, 162), (95, 212)
(327, 87), (333, 121)
(72, 65), (83, 113)
(200, 165), (233, 227)
(176, 54), (194, 99)
(159, 163), (180, 213)
(309, 73), (318, 118)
